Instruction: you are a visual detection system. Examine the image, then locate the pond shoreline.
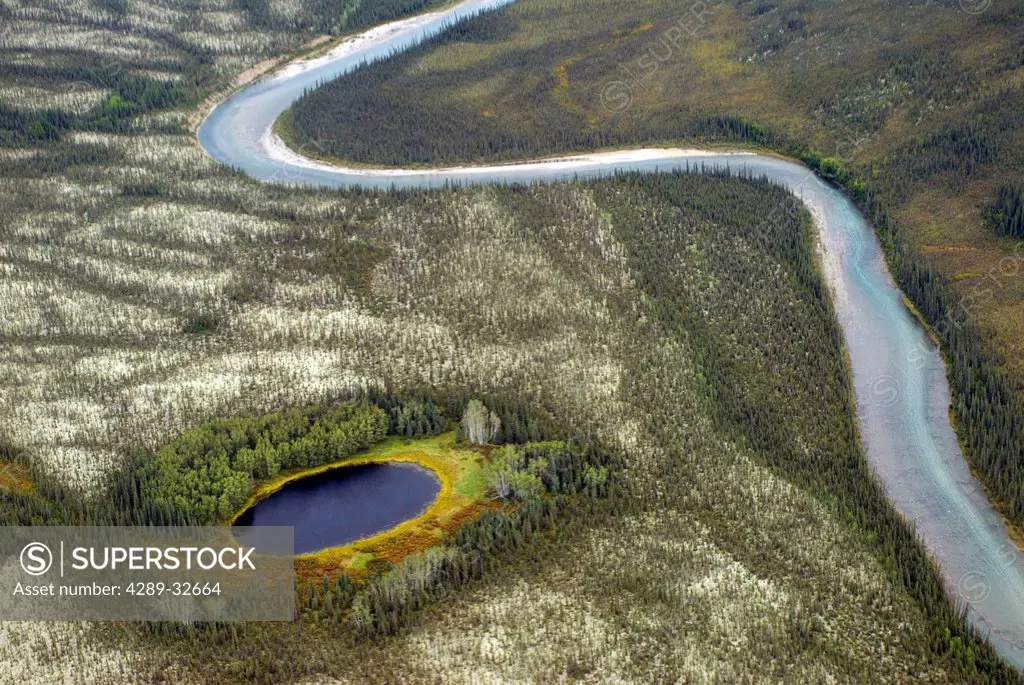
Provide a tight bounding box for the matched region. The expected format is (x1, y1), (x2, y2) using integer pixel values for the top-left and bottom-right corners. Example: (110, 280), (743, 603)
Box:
(232, 434), (489, 579)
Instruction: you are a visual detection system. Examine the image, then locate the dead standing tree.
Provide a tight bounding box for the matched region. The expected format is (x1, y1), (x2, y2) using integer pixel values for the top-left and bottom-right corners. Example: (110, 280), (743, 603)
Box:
(461, 399), (500, 445)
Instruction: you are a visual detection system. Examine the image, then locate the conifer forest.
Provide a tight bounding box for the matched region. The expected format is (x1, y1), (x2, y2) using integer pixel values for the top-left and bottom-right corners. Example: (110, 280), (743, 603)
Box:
(1, 0), (1023, 682)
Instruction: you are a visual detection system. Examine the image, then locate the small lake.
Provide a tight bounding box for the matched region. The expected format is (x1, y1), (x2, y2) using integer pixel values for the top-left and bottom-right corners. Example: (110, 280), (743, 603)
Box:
(234, 462), (441, 555)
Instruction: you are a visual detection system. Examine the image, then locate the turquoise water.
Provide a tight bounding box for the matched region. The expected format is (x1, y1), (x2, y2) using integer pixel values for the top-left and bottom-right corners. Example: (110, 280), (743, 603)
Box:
(198, 0), (1024, 666)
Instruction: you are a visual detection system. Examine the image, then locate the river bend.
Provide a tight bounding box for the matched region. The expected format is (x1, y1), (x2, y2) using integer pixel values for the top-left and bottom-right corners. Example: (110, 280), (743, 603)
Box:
(198, 0), (1024, 667)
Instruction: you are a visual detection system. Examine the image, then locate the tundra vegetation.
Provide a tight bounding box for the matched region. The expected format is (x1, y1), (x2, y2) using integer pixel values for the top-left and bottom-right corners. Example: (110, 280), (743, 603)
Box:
(288, 0), (1024, 533)
(0, 0), (1021, 682)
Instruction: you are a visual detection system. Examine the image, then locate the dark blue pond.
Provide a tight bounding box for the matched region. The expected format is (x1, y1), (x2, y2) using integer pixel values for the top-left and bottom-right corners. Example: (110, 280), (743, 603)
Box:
(235, 462), (440, 555)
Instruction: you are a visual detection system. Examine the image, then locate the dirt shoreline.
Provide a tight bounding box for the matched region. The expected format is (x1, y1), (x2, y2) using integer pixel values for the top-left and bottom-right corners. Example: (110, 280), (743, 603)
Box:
(186, 34), (332, 133)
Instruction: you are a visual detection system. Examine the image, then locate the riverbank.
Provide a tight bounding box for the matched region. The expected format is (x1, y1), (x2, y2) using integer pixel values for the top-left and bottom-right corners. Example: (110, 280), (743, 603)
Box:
(190, 0), (465, 136)
(186, 34), (332, 133)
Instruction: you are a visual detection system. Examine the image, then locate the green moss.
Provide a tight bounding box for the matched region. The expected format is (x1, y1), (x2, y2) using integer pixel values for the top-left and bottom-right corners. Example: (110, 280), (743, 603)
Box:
(346, 552), (374, 570)
(454, 468), (487, 500)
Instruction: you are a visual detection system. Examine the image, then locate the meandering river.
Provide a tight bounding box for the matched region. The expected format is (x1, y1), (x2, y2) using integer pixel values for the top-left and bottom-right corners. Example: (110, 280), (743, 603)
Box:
(198, 0), (1024, 667)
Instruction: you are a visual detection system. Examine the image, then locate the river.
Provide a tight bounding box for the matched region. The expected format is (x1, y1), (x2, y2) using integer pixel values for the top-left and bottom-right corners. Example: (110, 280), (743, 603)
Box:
(197, 0), (1024, 667)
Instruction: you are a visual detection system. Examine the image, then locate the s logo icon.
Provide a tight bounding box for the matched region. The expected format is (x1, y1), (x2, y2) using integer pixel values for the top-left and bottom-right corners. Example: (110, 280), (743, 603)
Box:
(20, 542), (52, 576)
